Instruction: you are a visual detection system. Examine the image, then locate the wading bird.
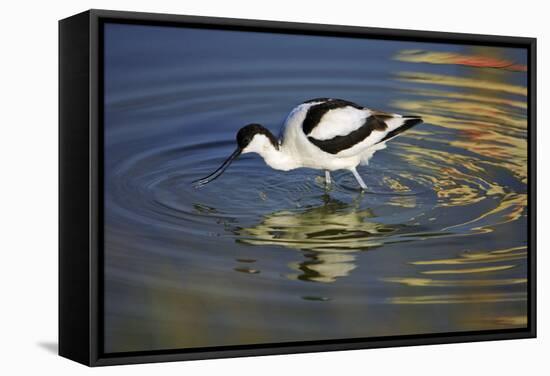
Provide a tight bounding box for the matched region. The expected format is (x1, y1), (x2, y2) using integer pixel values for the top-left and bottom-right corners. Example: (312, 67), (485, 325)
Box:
(193, 98), (422, 190)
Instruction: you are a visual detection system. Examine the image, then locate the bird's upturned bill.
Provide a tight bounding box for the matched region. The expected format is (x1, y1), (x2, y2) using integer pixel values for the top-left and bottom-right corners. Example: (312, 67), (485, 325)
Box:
(193, 148), (242, 188)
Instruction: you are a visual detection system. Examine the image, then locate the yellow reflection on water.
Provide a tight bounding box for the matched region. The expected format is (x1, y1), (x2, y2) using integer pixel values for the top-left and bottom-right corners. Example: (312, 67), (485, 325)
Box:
(397, 99), (526, 129)
(389, 292), (526, 305)
(382, 277), (527, 287)
(392, 98), (527, 184)
(442, 194), (527, 232)
(494, 316), (528, 326)
(396, 146), (504, 207)
(397, 71), (527, 96)
(406, 87), (527, 109)
(411, 245), (526, 266)
(421, 265), (516, 275)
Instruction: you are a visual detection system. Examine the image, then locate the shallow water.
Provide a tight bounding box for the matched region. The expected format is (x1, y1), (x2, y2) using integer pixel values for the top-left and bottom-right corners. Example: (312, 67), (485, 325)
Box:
(103, 24), (528, 353)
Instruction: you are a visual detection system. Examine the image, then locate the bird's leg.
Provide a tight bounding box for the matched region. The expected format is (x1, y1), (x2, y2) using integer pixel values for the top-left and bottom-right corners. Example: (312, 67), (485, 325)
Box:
(350, 168), (367, 191)
(324, 170), (332, 187)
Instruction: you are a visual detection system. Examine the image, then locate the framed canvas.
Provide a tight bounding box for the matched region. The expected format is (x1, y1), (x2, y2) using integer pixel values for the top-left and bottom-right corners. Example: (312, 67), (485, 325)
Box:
(59, 9), (536, 366)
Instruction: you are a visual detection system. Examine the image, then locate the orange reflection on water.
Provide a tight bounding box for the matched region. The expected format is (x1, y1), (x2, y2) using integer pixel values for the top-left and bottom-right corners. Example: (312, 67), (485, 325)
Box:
(394, 49), (527, 71)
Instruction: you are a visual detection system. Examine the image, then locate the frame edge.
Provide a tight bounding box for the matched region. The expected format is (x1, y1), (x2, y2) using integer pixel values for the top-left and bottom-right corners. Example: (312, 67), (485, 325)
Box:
(59, 10), (93, 366)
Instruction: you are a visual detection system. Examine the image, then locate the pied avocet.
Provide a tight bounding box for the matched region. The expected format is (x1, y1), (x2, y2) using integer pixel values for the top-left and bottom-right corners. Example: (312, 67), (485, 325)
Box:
(194, 98), (422, 190)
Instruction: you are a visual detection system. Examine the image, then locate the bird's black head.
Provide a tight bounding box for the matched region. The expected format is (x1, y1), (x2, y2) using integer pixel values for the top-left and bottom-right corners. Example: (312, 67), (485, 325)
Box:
(237, 123), (279, 150)
(193, 123), (278, 188)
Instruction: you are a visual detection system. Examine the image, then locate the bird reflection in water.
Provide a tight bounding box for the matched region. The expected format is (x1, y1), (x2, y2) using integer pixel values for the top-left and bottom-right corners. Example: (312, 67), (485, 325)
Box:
(235, 194), (399, 283)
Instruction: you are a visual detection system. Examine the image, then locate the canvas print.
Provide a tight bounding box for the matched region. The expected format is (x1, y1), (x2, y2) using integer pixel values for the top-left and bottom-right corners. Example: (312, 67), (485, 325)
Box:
(103, 22), (529, 353)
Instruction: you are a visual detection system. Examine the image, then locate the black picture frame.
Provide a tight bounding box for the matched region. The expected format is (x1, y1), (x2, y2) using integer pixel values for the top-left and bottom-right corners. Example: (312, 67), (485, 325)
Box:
(59, 9), (537, 367)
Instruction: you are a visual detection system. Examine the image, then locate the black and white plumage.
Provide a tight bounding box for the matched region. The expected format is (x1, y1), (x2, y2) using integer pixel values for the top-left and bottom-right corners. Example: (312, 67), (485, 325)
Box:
(194, 98), (422, 190)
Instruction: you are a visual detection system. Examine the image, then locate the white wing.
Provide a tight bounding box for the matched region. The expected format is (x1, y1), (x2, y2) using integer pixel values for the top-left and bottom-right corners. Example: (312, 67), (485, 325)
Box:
(307, 106), (372, 140)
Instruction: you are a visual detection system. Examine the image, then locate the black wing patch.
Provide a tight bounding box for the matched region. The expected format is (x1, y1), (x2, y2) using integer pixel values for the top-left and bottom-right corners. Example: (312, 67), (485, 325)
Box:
(303, 97), (332, 104)
(302, 98), (363, 135)
(377, 117), (422, 144)
(308, 115), (388, 154)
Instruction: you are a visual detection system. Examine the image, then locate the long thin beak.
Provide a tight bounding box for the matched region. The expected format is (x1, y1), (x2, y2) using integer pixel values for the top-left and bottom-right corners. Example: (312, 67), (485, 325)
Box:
(193, 148), (242, 188)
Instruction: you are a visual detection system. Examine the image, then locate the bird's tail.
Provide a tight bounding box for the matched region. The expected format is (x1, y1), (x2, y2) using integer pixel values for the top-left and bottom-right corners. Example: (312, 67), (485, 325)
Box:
(377, 115), (423, 144)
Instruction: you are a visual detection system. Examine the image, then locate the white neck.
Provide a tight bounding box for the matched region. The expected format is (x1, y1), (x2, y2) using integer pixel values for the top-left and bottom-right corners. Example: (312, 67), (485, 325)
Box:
(257, 144), (298, 171)
(242, 134), (298, 171)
